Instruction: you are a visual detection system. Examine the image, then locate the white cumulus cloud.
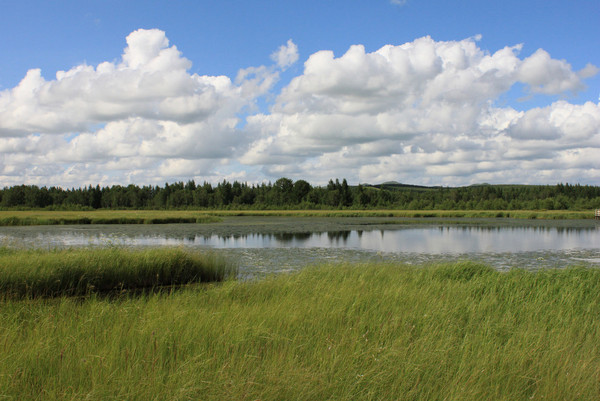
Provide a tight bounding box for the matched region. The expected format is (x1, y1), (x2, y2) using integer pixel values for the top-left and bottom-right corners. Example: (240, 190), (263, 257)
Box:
(0, 29), (286, 187)
(242, 36), (599, 185)
(0, 31), (598, 187)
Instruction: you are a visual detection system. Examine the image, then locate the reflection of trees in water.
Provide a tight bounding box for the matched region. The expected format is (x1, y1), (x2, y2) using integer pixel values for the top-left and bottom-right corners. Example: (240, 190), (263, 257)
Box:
(327, 231), (351, 242)
(439, 226), (599, 234)
(196, 232), (316, 244)
(273, 232), (312, 242)
(132, 225), (600, 243)
(205, 231), (356, 244)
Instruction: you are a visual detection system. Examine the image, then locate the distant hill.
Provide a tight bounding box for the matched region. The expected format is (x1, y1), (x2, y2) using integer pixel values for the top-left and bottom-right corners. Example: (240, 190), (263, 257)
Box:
(365, 182), (534, 191)
(364, 182), (438, 190)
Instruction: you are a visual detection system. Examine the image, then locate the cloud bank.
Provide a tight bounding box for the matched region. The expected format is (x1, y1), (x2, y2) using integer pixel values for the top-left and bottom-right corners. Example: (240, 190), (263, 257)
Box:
(0, 29), (598, 187)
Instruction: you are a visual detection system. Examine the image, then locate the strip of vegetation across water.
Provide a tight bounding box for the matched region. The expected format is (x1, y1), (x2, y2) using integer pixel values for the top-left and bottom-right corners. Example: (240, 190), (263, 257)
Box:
(1, 256), (599, 400)
(0, 210), (222, 226)
(0, 208), (594, 226)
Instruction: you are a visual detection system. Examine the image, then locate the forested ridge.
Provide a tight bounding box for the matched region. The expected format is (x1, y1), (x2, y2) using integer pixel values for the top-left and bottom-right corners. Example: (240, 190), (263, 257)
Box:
(1, 179), (600, 210)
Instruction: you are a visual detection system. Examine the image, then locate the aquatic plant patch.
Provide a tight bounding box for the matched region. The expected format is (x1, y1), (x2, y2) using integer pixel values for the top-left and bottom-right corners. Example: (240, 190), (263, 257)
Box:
(0, 247), (237, 298)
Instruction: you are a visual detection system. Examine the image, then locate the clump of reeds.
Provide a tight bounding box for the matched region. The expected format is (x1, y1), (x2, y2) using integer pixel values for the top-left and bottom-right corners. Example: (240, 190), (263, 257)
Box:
(0, 247), (237, 299)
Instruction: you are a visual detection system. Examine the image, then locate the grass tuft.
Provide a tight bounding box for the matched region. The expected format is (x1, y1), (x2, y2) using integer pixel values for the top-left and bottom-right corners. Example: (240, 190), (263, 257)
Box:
(429, 260), (496, 281)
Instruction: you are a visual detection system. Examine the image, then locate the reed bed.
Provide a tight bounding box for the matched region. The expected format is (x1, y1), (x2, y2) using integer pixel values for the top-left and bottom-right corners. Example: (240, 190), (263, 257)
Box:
(0, 247), (237, 299)
(1, 261), (599, 400)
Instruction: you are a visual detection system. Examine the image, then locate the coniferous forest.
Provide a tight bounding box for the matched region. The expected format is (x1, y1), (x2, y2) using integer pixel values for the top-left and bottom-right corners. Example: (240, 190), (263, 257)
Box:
(1, 179), (600, 211)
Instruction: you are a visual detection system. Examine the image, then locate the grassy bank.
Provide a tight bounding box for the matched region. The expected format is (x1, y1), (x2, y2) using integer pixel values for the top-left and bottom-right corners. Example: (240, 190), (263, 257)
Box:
(1, 261), (599, 400)
(0, 208), (595, 226)
(0, 247), (237, 299)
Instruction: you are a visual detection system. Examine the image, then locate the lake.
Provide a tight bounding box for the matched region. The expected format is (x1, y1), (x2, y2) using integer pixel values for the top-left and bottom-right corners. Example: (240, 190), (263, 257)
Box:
(1, 216), (599, 276)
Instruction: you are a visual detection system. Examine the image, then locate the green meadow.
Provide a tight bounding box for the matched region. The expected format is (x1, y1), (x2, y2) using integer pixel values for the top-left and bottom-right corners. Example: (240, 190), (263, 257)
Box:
(1, 250), (599, 400)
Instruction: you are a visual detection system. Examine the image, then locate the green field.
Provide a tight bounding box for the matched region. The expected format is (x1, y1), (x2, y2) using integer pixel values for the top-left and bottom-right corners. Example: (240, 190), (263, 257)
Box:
(1, 253), (599, 400)
(0, 208), (595, 226)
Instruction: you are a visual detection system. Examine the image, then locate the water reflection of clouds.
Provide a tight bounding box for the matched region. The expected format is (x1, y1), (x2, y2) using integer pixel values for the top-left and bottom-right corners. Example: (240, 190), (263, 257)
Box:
(1, 225), (599, 255)
(357, 227), (600, 254)
(181, 227), (600, 254)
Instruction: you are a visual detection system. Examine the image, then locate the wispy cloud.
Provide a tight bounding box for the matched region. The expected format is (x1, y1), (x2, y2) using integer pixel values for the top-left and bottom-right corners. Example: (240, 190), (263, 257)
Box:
(270, 39), (299, 70)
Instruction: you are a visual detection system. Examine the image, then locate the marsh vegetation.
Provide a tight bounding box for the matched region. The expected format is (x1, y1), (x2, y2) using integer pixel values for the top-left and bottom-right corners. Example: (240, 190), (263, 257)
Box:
(0, 247), (236, 299)
(0, 210), (221, 226)
(1, 261), (599, 400)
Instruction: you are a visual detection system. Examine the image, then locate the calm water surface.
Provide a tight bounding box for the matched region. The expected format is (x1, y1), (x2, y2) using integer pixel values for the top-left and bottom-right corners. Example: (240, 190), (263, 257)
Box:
(2, 217), (599, 275)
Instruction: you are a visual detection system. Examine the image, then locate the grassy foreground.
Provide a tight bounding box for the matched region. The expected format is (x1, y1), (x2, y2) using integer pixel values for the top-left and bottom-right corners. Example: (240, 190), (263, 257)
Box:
(0, 247), (237, 299)
(0, 208), (595, 226)
(1, 261), (599, 400)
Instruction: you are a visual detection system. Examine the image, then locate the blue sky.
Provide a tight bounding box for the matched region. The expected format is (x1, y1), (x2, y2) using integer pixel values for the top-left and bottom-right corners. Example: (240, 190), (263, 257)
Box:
(3, 0), (598, 99)
(0, 0), (599, 187)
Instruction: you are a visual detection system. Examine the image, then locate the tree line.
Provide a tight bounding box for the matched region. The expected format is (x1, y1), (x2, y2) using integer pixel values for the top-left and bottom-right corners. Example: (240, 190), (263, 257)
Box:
(1, 179), (600, 210)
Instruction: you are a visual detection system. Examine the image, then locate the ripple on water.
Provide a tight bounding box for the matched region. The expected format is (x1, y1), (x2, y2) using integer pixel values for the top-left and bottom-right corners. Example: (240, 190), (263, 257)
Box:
(212, 247), (600, 278)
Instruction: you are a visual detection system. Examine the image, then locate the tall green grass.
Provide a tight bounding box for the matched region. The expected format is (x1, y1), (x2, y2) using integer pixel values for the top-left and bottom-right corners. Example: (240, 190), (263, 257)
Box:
(1, 261), (599, 400)
(0, 247), (237, 299)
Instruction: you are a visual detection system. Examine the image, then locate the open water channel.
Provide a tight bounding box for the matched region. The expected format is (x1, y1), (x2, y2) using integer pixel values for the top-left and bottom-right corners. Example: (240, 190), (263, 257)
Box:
(1, 216), (599, 276)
